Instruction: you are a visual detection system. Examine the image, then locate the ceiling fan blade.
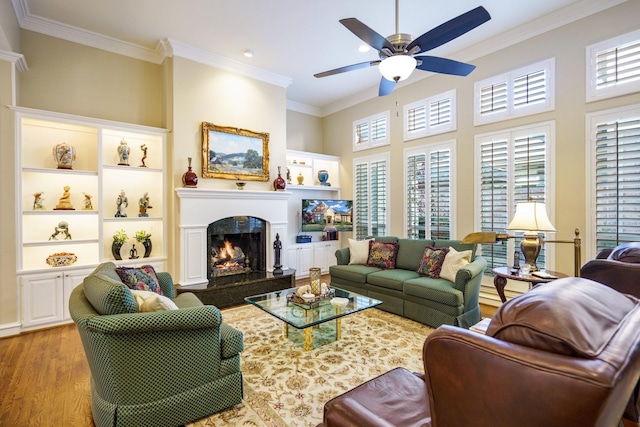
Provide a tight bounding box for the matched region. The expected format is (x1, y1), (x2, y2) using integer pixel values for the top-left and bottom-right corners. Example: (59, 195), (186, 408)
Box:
(415, 56), (476, 76)
(314, 60), (381, 78)
(340, 18), (395, 52)
(407, 6), (491, 54)
(379, 76), (396, 96)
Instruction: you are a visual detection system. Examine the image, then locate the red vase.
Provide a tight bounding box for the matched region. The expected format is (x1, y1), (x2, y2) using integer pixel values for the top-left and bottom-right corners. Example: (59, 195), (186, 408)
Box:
(182, 157), (198, 188)
(273, 166), (286, 191)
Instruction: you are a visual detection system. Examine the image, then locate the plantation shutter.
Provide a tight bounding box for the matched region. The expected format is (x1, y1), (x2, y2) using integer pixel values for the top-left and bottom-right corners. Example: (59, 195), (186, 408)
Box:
(407, 154), (426, 238)
(371, 118), (387, 142)
(355, 122), (369, 145)
(407, 106), (426, 133)
(514, 69), (546, 107)
(594, 117), (640, 249)
(596, 39), (640, 88)
(354, 162), (369, 239)
(480, 140), (509, 270)
(480, 81), (508, 115)
(430, 99), (452, 127)
(370, 159), (387, 236)
(429, 149), (451, 240)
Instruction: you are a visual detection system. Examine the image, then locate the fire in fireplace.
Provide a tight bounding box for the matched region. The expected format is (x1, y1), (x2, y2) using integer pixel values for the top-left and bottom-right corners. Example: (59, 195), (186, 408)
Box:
(207, 216), (267, 281)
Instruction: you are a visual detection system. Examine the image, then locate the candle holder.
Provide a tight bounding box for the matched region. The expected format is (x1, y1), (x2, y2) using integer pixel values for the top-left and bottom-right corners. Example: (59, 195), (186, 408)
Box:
(309, 267), (322, 295)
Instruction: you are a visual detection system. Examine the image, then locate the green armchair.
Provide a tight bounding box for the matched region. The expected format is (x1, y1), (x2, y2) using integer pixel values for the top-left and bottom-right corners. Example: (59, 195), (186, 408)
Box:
(69, 262), (244, 427)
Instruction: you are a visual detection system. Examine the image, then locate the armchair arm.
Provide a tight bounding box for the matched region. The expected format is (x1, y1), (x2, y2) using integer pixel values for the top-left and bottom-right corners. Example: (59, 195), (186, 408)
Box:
(156, 271), (175, 298)
(335, 247), (350, 265)
(423, 326), (626, 427)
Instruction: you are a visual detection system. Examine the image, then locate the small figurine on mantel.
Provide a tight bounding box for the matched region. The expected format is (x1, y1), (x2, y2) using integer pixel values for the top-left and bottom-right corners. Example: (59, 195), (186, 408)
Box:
(273, 233), (283, 275)
(115, 190), (128, 217)
(117, 138), (130, 166)
(138, 192), (152, 217)
(139, 144), (148, 167)
(82, 193), (93, 210)
(54, 186), (75, 210)
(33, 192), (45, 210)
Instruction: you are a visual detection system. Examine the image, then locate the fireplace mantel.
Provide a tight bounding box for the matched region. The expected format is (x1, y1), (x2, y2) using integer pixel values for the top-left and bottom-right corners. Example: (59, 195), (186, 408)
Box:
(176, 188), (291, 286)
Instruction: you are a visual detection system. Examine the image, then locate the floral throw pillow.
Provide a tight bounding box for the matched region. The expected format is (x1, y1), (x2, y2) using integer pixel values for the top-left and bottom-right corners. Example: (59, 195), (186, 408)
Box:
(116, 264), (164, 295)
(366, 241), (399, 269)
(417, 246), (450, 278)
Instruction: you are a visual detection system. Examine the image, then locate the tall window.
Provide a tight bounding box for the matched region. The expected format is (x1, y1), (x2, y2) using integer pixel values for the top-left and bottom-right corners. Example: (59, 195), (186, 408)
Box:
(353, 111), (390, 152)
(587, 105), (640, 255)
(354, 153), (389, 239)
(474, 58), (555, 125)
(587, 29), (640, 102)
(405, 142), (455, 239)
(475, 122), (555, 271)
(403, 90), (457, 141)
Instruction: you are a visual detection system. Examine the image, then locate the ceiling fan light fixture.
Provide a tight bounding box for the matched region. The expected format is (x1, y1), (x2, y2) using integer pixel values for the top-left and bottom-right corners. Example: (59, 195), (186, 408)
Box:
(379, 55), (416, 82)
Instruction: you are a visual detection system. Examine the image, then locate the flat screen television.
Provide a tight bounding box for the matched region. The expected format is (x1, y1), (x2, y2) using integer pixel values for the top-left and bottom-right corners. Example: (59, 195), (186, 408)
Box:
(301, 199), (353, 232)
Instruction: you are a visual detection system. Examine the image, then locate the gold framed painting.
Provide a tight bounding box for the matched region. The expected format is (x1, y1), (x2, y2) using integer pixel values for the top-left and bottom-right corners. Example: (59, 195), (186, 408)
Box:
(201, 122), (270, 181)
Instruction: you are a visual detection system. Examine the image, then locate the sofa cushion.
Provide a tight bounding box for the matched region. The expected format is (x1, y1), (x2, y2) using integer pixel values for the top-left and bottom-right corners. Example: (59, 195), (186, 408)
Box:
(366, 241), (399, 269)
(367, 269), (421, 291)
(608, 242), (640, 263)
(487, 277), (637, 357)
(440, 247), (472, 282)
(116, 265), (164, 295)
(130, 290), (178, 312)
(83, 272), (138, 315)
(403, 277), (463, 307)
(330, 264), (381, 284)
(348, 238), (374, 265)
(396, 239), (434, 270)
(417, 246), (449, 278)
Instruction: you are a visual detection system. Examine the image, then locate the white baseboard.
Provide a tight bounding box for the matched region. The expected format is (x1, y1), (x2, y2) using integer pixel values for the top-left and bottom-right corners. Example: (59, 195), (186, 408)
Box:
(0, 322), (22, 338)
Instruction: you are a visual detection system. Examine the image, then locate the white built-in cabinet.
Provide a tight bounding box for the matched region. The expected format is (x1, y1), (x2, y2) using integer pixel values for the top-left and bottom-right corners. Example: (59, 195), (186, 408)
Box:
(287, 241), (339, 278)
(13, 107), (167, 331)
(313, 241), (340, 273)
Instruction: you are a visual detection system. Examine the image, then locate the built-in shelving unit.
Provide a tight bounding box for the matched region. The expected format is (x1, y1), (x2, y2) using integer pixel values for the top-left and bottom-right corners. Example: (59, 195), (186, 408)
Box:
(285, 149), (341, 190)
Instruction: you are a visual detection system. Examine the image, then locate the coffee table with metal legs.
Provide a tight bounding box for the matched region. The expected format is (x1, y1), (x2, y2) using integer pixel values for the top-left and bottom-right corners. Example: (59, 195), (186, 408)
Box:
(245, 287), (382, 351)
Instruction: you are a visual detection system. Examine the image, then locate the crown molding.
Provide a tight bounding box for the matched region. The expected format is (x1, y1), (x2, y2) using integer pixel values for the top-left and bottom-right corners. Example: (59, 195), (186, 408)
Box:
(286, 100), (322, 117)
(0, 49), (28, 72)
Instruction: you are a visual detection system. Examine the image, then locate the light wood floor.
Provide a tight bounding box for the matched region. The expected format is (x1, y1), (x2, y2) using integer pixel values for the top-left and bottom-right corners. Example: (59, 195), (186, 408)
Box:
(0, 277), (497, 427)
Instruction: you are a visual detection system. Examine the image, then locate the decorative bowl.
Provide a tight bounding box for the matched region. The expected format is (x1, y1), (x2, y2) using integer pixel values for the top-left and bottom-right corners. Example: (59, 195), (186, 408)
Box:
(330, 297), (349, 307)
(46, 252), (78, 267)
(235, 182), (246, 190)
(301, 293), (315, 303)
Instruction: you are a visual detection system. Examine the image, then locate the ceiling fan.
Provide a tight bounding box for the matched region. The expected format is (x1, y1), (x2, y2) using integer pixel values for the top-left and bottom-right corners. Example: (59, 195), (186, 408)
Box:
(314, 1), (491, 96)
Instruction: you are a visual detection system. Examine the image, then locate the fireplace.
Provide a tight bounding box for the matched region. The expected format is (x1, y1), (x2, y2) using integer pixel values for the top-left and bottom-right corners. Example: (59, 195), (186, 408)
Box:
(208, 216), (267, 280)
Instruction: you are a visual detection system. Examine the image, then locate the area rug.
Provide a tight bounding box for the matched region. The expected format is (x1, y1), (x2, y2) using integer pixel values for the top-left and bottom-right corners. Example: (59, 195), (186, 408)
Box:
(188, 304), (434, 427)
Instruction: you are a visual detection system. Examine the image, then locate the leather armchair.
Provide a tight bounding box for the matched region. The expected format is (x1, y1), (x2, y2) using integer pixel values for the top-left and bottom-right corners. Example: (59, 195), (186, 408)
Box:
(318, 277), (640, 427)
(581, 242), (640, 297)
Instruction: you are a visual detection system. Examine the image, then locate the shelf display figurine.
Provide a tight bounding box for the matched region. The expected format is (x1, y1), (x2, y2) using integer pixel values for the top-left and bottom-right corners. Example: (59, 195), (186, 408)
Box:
(129, 244), (139, 259)
(32, 192), (45, 210)
(286, 167), (291, 184)
(54, 185), (75, 210)
(139, 144), (148, 167)
(49, 221), (72, 240)
(297, 172), (304, 185)
(53, 142), (76, 170)
(138, 192), (152, 217)
(115, 190), (128, 217)
(117, 138), (130, 166)
(82, 193), (93, 210)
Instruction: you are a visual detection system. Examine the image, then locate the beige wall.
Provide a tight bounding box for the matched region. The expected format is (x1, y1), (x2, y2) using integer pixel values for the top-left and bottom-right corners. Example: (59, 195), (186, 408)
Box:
(286, 109), (324, 153)
(322, 0), (640, 275)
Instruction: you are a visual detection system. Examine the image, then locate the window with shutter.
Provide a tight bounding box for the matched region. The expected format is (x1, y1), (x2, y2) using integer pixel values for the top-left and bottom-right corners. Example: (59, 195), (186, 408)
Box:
(474, 59), (554, 125)
(353, 112), (390, 151)
(403, 90), (456, 141)
(587, 105), (640, 254)
(475, 122), (554, 272)
(354, 153), (390, 239)
(587, 29), (640, 102)
(405, 141), (455, 240)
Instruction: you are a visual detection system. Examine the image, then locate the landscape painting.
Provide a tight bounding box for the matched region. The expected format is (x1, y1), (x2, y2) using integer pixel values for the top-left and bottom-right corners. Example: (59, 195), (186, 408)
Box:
(201, 122), (270, 181)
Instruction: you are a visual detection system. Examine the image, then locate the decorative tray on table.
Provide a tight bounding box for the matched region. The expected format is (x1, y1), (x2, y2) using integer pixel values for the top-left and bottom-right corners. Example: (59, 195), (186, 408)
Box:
(287, 288), (336, 309)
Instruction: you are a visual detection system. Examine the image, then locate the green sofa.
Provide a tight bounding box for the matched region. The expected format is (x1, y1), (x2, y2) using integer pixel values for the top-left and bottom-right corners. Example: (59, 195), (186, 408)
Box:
(329, 237), (487, 329)
(69, 262), (244, 427)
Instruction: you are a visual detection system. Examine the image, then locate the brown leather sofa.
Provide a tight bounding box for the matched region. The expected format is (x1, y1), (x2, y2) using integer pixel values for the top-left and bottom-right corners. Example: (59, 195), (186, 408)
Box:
(581, 242), (640, 298)
(318, 277), (640, 427)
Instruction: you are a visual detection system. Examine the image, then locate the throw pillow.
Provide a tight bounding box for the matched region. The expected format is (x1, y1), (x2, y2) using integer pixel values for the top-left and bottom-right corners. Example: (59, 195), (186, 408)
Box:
(130, 290), (178, 312)
(440, 247), (472, 282)
(115, 265), (164, 295)
(416, 246), (450, 278)
(348, 238), (374, 265)
(366, 240), (399, 269)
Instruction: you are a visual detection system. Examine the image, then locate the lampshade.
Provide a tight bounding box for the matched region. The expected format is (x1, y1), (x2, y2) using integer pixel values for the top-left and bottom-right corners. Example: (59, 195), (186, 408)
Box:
(379, 55), (416, 82)
(506, 201), (556, 232)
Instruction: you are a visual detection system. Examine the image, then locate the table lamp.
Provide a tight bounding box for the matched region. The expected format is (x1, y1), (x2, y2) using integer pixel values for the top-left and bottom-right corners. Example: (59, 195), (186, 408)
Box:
(505, 201), (556, 271)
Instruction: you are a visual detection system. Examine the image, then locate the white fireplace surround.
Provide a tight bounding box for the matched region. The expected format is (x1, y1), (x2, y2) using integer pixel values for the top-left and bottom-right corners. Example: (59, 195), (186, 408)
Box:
(176, 188), (291, 287)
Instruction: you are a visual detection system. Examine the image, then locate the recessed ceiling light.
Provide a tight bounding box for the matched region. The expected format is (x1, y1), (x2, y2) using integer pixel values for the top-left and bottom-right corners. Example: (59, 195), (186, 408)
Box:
(358, 44), (370, 53)
(243, 49), (254, 58)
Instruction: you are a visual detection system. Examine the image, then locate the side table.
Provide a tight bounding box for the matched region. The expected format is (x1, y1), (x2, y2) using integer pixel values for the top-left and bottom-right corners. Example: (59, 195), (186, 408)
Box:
(492, 266), (567, 303)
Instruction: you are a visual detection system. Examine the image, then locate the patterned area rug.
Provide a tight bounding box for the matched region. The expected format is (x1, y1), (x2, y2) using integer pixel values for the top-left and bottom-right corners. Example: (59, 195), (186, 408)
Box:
(188, 304), (434, 427)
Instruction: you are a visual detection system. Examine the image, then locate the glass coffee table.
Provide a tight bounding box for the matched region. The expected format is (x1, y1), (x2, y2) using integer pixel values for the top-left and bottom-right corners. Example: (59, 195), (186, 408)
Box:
(245, 287), (382, 351)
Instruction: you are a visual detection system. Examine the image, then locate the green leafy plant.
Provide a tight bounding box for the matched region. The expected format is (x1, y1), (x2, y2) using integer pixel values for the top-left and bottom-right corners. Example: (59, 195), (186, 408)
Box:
(135, 229), (151, 242)
(113, 229), (128, 244)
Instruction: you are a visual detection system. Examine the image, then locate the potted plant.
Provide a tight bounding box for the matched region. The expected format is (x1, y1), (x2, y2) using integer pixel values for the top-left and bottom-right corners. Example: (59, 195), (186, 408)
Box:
(112, 229), (128, 260)
(135, 229), (152, 258)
